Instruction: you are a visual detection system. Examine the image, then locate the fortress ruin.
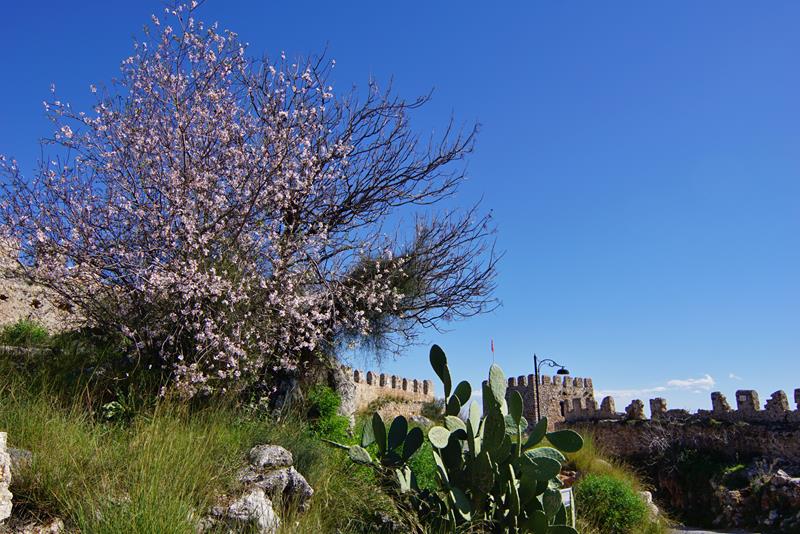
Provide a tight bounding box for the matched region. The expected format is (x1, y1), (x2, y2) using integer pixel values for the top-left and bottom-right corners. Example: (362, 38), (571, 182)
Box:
(504, 374), (595, 430)
(562, 388), (800, 463)
(563, 388), (800, 425)
(344, 367), (435, 413)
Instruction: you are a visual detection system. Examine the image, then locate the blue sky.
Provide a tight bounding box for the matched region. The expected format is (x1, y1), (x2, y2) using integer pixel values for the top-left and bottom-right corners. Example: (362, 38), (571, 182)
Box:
(1, 2), (798, 413)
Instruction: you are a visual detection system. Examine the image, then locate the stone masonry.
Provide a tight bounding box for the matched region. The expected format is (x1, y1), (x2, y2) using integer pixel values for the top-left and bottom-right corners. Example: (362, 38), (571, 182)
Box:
(345, 367), (434, 413)
(563, 388), (800, 425)
(0, 239), (82, 331)
(561, 387), (800, 463)
(505, 374), (595, 430)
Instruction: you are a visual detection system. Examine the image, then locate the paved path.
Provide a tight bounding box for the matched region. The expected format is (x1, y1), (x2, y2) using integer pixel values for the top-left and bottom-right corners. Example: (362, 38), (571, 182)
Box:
(669, 529), (759, 534)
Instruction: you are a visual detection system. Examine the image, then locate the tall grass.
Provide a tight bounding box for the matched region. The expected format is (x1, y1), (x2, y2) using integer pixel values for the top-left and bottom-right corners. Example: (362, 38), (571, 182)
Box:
(0, 358), (399, 533)
(566, 432), (645, 491)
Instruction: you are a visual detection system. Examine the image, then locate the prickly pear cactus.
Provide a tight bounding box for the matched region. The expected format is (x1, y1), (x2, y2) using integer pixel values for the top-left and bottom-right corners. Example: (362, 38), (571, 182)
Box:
(425, 344), (582, 533)
(327, 345), (583, 533)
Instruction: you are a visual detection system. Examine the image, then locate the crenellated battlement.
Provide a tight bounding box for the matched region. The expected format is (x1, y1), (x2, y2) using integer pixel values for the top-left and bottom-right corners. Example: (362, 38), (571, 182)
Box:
(563, 388), (800, 425)
(344, 367), (435, 412)
(503, 373), (595, 429)
(506, 374), (593, 390)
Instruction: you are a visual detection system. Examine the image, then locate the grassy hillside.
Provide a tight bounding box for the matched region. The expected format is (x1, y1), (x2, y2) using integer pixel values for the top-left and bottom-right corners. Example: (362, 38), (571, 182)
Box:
(0, 320), (670, 533)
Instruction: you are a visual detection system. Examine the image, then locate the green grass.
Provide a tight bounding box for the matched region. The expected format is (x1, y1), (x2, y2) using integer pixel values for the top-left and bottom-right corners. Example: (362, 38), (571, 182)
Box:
(408, 439), (437, 491)
(0, 319), (50, 346)
(0, 355), (403, 533)
(565, 432), (645, 491)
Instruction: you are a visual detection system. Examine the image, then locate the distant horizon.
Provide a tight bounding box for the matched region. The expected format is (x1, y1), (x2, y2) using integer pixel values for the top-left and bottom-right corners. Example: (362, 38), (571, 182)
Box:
(1, 1), (797, 413)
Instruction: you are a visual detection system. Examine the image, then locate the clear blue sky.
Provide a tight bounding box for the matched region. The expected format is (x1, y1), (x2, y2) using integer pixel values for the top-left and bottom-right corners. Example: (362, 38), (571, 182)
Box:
(1, 1), (798, 413)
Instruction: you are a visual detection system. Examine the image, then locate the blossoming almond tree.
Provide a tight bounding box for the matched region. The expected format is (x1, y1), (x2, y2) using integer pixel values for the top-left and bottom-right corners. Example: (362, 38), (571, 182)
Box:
(0, 4), (498, 397)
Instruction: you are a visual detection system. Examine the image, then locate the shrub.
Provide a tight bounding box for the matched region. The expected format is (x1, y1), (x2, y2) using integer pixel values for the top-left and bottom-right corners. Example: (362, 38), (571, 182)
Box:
(0, 319), (49, 346)
(306, 385), (350, 442)
(575, 473), (648, 533)
(419, 397), (445, 424)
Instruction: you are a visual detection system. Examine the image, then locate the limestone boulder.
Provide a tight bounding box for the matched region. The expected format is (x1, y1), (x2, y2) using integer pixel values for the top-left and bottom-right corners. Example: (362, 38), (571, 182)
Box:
(226, 488), (280, 533)
(240, 445), (313, 511)
(6, 517), (65, 534)
(203, 443), (313, 531)
(639, 490), (659, 517)
(1, 432), (13, 525)
(249, 444), (293, 470)
(239, 465), (314, 512)
(207, 488), (280, 534)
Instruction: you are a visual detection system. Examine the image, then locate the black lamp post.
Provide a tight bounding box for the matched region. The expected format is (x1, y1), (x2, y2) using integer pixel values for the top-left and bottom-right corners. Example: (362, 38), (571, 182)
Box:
(533, 354), (570, 423)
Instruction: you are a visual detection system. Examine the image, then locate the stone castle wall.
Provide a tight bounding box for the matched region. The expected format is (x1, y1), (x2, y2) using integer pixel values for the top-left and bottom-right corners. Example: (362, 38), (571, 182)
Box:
(344, 367), (435, 413)
(0, 240), (81, 332)
(564, 388), (800, 425)
(505, 374), (595, 430)
(562, 388), (800, 463)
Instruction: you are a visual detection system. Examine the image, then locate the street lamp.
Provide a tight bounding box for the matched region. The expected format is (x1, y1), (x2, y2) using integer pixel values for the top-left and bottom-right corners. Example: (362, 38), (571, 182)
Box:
(533, 354), (570, 423)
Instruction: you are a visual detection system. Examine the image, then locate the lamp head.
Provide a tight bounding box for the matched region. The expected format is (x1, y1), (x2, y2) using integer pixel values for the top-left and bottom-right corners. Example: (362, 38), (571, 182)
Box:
(557, 367), (570, 375)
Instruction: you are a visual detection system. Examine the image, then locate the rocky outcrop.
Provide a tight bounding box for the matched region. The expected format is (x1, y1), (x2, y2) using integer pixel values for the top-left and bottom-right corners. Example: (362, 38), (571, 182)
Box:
(202, 444), (313, 533)
(1, 432), (12, 525)
(712, 464), (800, 531)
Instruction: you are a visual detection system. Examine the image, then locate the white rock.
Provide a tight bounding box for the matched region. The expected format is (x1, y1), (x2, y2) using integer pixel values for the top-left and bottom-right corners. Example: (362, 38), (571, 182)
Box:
(639, 490), (659, 517)
(255, 467), (314, 512)
(14, 517), (65, 533)
(1, 432), (13, 524)
(227, 488), (280, 534)
(239, 460), (314, 513)
(249, 444), (293, 470)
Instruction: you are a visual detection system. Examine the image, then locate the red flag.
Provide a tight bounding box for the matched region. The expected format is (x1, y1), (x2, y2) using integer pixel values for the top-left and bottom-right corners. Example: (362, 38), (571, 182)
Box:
(491, 339), (494, 355)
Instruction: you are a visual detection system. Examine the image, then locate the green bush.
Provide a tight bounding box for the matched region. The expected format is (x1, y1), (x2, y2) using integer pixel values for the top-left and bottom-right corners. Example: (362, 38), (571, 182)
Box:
(306, 385), (351, 442)
(575, 473), (648, 533)
(0, 319), (50, 346)
(406, 438), (437, 491)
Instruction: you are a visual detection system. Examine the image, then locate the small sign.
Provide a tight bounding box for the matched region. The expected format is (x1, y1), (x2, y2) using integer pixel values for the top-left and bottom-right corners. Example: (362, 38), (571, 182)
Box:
(560, 487), (576, 527)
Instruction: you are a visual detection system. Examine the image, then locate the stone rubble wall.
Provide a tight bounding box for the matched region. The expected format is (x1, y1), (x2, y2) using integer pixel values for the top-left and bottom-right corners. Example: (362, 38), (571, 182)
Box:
(563, 388), (800, 425)
(561, 388), (800, 464)
(566, 417), (800, 465)
(344, 367), (435, 412)
(0, 240), (82, 332)
(505, 374), (595, 430)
